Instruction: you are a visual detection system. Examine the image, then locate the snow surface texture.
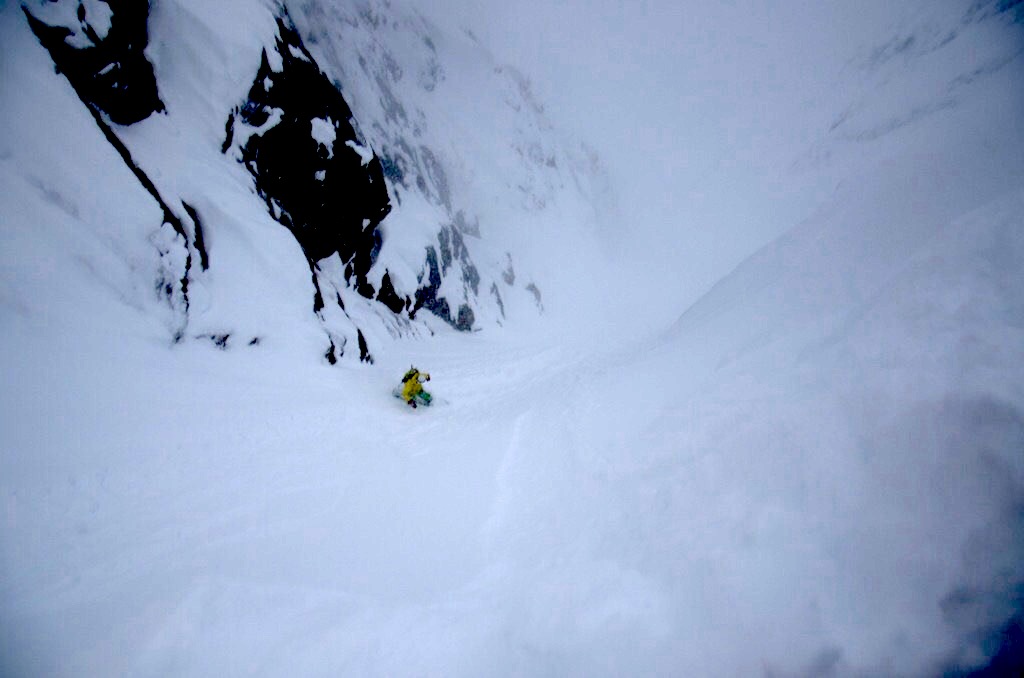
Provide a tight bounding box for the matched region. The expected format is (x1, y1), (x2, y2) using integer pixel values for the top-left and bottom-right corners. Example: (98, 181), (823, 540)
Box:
(2, 0), (1024, 676)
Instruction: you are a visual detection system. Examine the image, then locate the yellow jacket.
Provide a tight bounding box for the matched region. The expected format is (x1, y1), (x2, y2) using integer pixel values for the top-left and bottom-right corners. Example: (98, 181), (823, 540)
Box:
(401, 368), (430, 402)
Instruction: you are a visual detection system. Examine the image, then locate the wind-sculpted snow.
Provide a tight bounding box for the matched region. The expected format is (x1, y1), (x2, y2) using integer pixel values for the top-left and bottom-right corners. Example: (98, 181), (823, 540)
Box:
(507, 189), (1024, 676)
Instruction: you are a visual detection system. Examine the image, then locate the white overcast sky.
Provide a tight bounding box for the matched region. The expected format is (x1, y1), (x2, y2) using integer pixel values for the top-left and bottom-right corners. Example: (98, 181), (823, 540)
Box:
(419, 0), (933, 310)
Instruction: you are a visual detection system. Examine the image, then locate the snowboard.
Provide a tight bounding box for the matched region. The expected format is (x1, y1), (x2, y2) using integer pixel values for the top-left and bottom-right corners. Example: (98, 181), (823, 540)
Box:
(392, 387), (433, 408)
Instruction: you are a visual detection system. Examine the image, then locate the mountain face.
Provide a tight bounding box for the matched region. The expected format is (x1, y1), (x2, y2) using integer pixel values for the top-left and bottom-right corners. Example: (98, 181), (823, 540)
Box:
(16, 0), (590, 362)
(23, 0), (163, 124)
(227, 15), (392, 277)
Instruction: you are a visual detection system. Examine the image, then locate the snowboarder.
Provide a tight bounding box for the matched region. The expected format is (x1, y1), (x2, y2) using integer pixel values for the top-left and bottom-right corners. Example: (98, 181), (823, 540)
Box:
(400, 366), (431, 408)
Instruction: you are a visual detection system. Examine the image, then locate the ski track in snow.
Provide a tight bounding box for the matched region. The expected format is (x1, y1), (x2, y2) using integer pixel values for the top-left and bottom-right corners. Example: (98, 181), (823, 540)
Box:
(0, 328), (593, 675)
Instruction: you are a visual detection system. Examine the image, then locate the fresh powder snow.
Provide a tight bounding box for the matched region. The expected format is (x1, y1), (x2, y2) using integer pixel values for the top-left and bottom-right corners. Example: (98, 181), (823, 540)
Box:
(2, 0), (1023, 676)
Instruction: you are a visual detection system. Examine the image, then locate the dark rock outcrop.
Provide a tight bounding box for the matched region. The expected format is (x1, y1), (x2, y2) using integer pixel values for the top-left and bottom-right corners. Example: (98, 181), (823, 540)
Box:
(23, 0), (164, 125)
(24, 1), (198, 333)
(376, 271), (407, 314)
(412, 230), (476, 331)
(228, 16), (392, 291)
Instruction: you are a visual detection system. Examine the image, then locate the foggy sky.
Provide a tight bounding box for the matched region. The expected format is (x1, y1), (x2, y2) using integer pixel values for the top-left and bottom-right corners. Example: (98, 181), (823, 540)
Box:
(420, 0), (945, 313)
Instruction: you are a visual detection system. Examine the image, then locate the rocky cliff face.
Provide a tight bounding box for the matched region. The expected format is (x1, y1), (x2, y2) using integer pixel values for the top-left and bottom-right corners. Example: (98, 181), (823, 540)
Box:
(23, 0), (164, 124)
(17, 0), (603, 361)
(288, 0), (608, 335)
(226, 16), (392, 281)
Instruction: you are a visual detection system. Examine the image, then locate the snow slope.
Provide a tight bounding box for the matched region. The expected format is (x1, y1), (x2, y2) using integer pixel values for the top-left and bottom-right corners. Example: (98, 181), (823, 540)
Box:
(4, 185), (1023, 675)
(2, 0), (1024, 676)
